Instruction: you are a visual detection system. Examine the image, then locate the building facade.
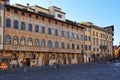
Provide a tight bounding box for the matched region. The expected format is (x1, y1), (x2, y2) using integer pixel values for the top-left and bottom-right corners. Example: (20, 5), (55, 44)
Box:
(0, 0), (85, 67)
(81, 22), (114, 63)
(0, 0), (114, 67)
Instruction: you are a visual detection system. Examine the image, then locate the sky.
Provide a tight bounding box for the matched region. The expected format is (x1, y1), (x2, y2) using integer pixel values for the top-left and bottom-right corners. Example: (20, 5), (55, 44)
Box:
(10, 0), (120, 45)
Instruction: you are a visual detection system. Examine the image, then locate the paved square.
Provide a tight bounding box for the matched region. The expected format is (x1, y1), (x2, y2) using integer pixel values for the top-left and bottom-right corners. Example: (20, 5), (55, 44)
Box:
(0, 63), (120, 80)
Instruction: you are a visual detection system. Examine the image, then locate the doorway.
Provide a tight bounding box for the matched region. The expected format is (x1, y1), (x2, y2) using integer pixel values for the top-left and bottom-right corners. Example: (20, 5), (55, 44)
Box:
(26, 58), (30, 66)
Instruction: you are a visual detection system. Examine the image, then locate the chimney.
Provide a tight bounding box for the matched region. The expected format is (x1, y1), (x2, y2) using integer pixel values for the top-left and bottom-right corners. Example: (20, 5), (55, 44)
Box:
(27, 3), (30, 8)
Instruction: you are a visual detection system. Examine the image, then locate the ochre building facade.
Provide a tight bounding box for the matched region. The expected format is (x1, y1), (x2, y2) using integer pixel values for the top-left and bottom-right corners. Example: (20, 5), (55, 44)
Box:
(0, 0), (114, 67)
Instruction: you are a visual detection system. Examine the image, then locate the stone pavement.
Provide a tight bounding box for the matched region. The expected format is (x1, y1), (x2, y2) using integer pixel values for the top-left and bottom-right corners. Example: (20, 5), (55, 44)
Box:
(0, 63), (120, 80)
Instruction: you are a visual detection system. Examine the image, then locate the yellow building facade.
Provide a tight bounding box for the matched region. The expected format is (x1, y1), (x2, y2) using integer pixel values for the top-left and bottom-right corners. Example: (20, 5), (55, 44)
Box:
(81, 22), (114, 63)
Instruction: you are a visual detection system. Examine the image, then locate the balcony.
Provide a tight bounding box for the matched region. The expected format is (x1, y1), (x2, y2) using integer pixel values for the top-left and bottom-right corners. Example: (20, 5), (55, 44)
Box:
(100, 45), (108, 49)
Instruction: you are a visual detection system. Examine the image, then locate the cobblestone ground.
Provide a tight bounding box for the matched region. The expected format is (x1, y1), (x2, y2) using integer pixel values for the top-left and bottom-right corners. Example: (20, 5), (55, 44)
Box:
(0, 62), (120, 80)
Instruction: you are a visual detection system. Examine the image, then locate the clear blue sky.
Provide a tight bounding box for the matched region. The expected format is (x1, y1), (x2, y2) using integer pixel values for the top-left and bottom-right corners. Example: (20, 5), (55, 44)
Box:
(10, 0), (120, 45)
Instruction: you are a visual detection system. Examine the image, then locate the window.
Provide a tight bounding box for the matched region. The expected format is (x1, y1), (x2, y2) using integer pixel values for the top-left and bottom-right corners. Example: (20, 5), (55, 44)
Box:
(80, 35), (83, 40)
(28, 38), (33, 46)
(42, 17), (44, 21)
(55, 41), (59, 48)
(61, 42), (65, 49)
(5, 35), (11, 44)
(20, 37), (25, 45)
(14, 20), (18, 29)
(88, 28), (91, 32)
(6, 18), (11, 28)
(41, 39), (45, 47)
(85, 45), (87, 50)
(93, 31), (95, 36)
(36, 16), (38, 19)
(66, 31), (69, 38)
(6, 7), (10, 12)
(89, 45), (91, 50)
(72, 43), (74, 49)
(81, 45), (83, 49)
(61, 30), (64, 37)
(35, 39), (39, 46)
(93, 38), (95, 45)
(96, 38), (98, 45)
(14, 9), (18, 14)
(77, 45), (79, 49)
(57, 14), (62, 18)
(21, 11), (25, 16)
(29, 14), (32, 17)
(13, 36), (19, 45)
(21, 22), (25, 30)
(101, 33), (102, 38)
(55, 29), (58, 36)
(88, 36), (91, 41)
(67, 43), (70, 49)
(29, 24), (32, 31)
(48, 19), (51, 23)
(35, 25), (39, 32)
(93, 48), (95, 51)
(76, 34), (79, 40)
(85, 35), (87, 40)
(48, 28), (52, 35)
(71, 33), (74, 39)
(48, 40), (52, 48)
(41, 26), (45, 33)
(96, 32), (98, 37)
(55, 21), (57, 24)
(0, 35), (1, 44)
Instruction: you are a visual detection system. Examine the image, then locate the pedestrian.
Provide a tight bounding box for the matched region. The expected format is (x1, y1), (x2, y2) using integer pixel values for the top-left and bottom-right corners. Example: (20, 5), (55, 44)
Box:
(9, 64), (14, 74)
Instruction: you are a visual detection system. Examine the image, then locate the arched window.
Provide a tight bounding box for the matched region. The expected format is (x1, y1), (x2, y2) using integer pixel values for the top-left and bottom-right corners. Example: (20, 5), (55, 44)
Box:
(67, 43), (70, 49)
(61, 42), (65, 49)
(41, 39), (45, 47)
(5, 35), (11, 44)
(6, 18), (11, 28)
(21, 22), (25, 30)
(66, 31), (69, 38)
(55, 41), (59, 48)
(55, 29), (58, 36)
(48, 40), (52, 48)
(61, 30), (64, 37)
(35, 25), (39, 32)
(35, 39), (39, 46)
(48, 28), (51, 35)
(29, 24), (32, 31)
(20, 37), (25, 45)
(14, 20), (18, 29)
(13, 36), (19, 45)
(71, 33), (74, 39)
(28, 38), (33, 46)
(72, 43), (74, 49)
(41, 26), (45, 33)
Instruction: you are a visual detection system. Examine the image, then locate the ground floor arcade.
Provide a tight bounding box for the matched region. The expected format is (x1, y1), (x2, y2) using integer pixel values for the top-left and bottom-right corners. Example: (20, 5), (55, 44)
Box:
(0, 51), (85, 67)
